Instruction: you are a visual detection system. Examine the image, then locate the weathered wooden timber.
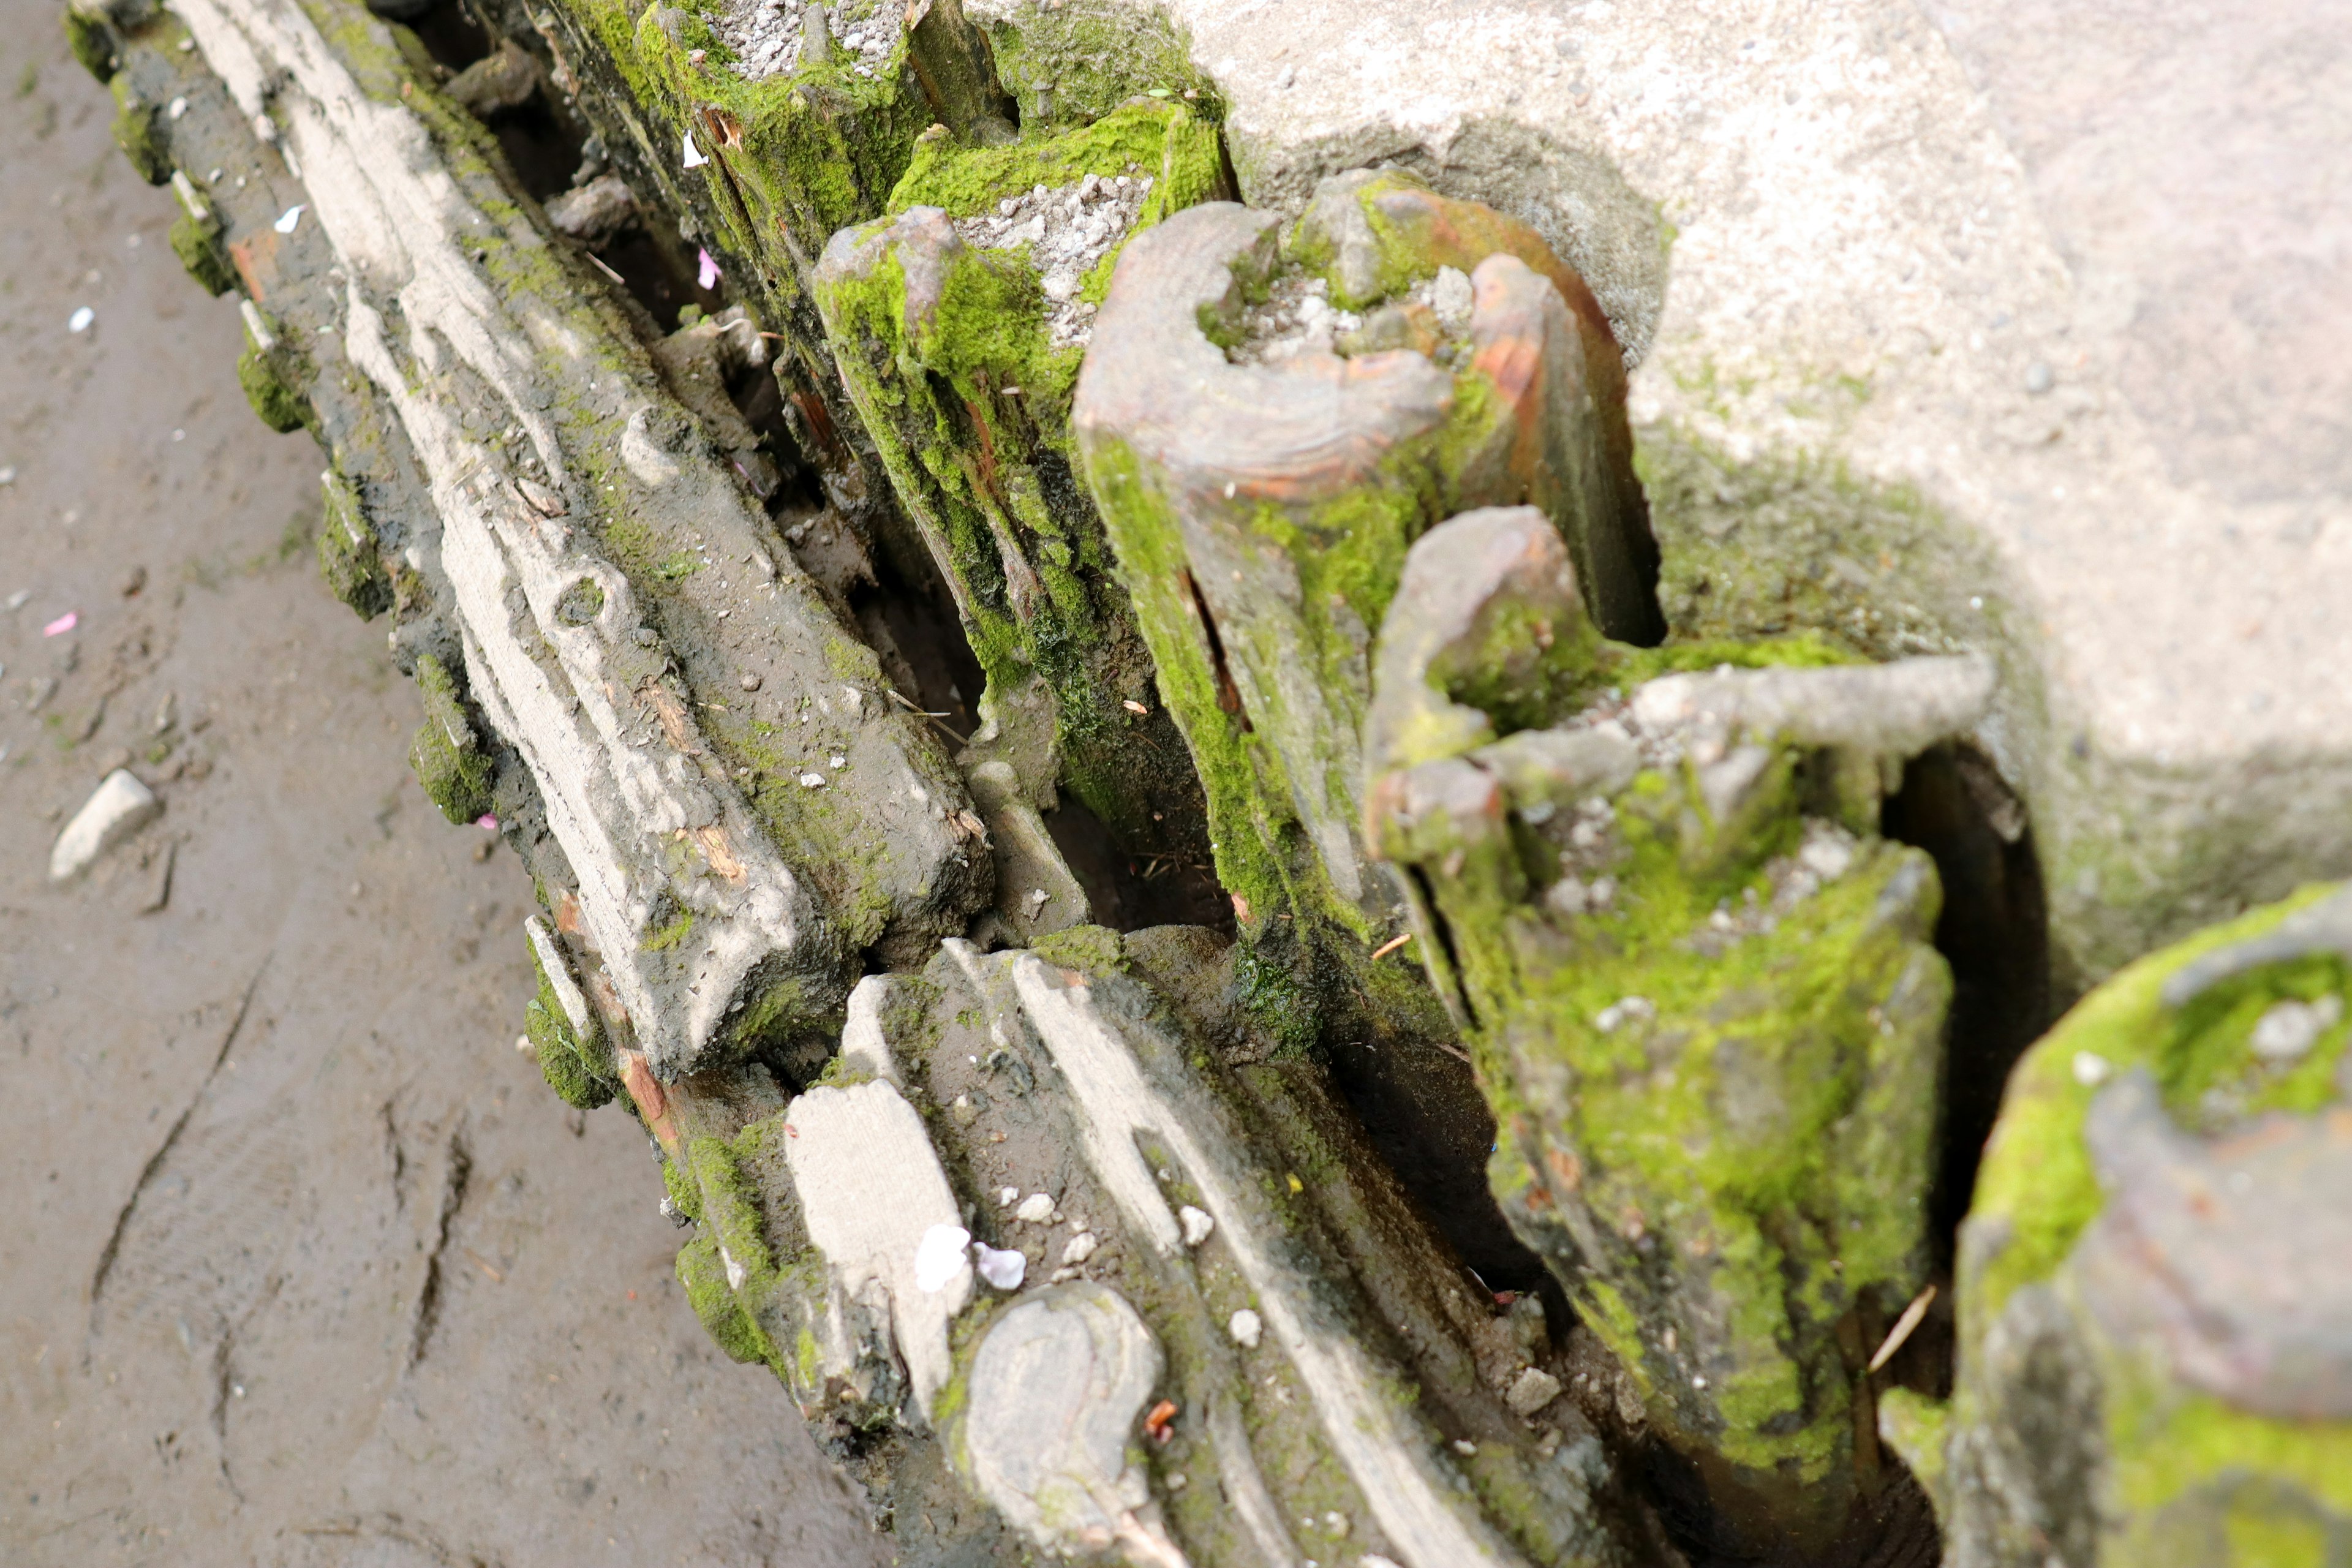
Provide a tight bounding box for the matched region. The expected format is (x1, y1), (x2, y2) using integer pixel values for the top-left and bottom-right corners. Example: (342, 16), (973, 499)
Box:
(110, 0), (990, 1085)
(680, 928), (1653, 1566)
(1072, 175), (1657, 1061)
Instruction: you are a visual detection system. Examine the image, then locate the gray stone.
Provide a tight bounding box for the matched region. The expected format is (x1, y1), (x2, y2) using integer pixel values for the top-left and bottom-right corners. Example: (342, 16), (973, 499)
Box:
(957, 1284), (1168, 1558)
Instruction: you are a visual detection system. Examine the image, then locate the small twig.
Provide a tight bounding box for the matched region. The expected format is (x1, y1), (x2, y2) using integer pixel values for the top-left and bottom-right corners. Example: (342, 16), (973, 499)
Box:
(463, 1248), (505, 1284)
(584, 250), (626, 286)
(1429, 1037), (1472, 1065)
(885, 687), (966, 744)
(1868, 1284), (1937, 1373)
(1370, 932), (1415, 961)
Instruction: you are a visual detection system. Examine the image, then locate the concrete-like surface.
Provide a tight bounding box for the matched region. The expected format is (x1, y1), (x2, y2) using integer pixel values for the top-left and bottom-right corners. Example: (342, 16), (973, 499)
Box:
(0, 12), (885, 1564)
(1137, 0), (2352, 986)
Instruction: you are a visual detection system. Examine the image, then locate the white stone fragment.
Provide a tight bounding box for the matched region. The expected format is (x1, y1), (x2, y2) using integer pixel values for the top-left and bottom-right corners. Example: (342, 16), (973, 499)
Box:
(1431, 264), (1473, 331)
(2073, 1050), (2113, 1087)
(781, 1079), (973, 1419)
(1178, 1204), (1215, 1246)
(962, 1284), (1166, 1556)
(1229, 1308), (1263, 1348)
(49, 769), (160, 881)
(915, 1223), (973, 1293)
(2250, 994), (2344, 1062)
(523, 914), (595, 1039)
(998, 1186), (1020, 1207)
(1015, 1192), (1056, 1224)
(837, 973), (905, 1084)
(1798, 834), (1855, 883)
(1061, 1231), (1099, 1265)
(974, 1240), (1028, 1290)
(1594, 996), (1654, 1033)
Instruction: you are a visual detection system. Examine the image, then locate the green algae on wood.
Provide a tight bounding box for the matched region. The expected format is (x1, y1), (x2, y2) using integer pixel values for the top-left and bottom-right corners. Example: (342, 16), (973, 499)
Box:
(813, 102), (1223, 848)
(316, 467), (393, 618)
(409, 652), (496, 825)
(237, 339), (311, 433)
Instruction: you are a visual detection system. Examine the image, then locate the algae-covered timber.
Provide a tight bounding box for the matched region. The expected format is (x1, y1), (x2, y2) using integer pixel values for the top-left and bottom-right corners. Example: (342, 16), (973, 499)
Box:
(1910, 884), (2352, 1568)
(1072, 170), (1658, 1058)
(1364, 505), (1991, 1562)
(123, 0), (992, 1082)
(812, 102), (1225, 859)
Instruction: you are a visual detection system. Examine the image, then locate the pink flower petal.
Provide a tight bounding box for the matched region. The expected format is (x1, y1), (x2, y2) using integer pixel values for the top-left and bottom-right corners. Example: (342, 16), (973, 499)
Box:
(42, 611), (77, 637)
(696, 247), (720, 290)
(475, 813), (499, 830)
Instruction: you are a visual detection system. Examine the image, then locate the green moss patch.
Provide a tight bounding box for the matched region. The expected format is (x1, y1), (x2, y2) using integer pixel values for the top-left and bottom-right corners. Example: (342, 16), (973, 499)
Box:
(408, 653), (494, 824)
(238, 342), (311, 434)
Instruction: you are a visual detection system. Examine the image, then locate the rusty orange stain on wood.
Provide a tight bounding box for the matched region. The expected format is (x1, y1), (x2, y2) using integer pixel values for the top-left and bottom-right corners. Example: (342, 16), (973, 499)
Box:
(228, 228), (280, 301)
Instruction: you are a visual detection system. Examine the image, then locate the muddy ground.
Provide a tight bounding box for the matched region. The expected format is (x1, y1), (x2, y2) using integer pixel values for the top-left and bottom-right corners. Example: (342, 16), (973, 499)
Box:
(0, 8), (888, 1564)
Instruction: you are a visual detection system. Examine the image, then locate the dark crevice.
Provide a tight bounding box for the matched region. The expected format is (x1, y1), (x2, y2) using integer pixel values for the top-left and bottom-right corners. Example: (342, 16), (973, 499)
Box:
(596, 227), (724, 334)
(405, 2), (494, 73)
(1881, 741), (2051, 1276)
(1040, 794), (1232, 935)
(488, 102), (587, 206)
(857, 575), (984, 744)
(1313, 867), (1545, 1295)
(1183, 570), (1249, 724)
(1324, 1023), (1542, 1294)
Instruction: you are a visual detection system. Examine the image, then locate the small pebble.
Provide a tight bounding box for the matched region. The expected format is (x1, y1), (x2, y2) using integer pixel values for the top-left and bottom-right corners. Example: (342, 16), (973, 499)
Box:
(1014, 1192), (1055, 1223)
(2072, 1050), (2112, 1087)
(739, 673), (760, 691)
(48, 769), (160, 882)
(67, 307), (94, 334)
(1060, 1231), (1098, 1265)
(1178, 1205), (1214, 1246)
(2025, 360), (2055, 394)
(2249, 994), (2343, 1062)
(1228, 1308), (1262, 1348)
(1504, 1366), (1562, 1416)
